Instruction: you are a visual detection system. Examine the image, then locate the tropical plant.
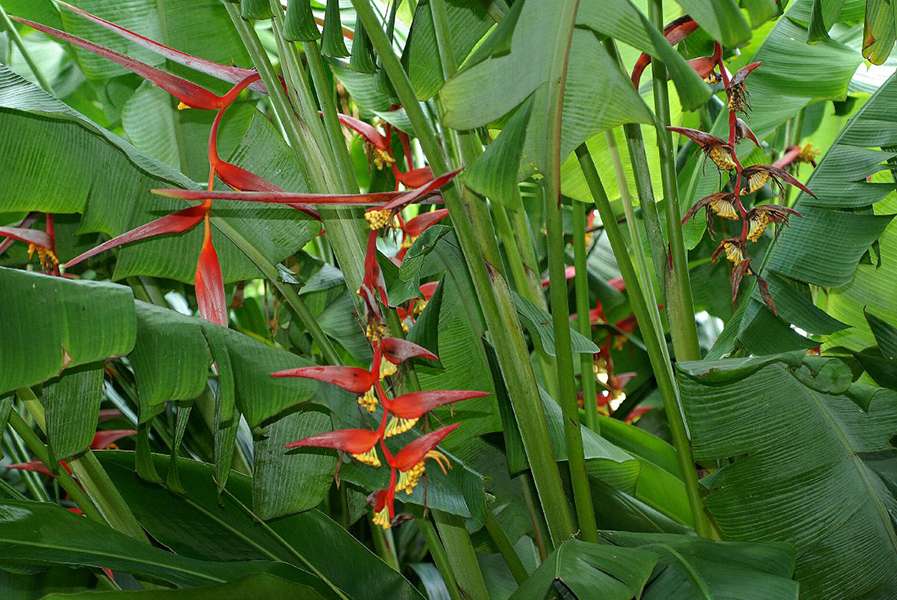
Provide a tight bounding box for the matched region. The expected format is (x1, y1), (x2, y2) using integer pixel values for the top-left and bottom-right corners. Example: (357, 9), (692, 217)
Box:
(0, 0), (895, 598)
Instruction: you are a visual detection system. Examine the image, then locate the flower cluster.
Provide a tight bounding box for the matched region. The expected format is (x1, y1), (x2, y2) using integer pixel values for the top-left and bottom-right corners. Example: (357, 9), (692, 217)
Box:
(276, 207), (484, 529)
(0, 212), (59, 274)
(643, 25), (815, 313)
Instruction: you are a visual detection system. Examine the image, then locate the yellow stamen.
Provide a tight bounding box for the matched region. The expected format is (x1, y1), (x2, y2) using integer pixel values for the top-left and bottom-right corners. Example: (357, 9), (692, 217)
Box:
(384, 416), (418, 439)
(365, 321), (388, 342)
(747, 213), (770, 242)
(357, 389), (378, 413)
(379, 360), (397, 380)
(708, 145), (737, 170)
(365, 209), (392, 231)
(798, 143), (820, 164)
(723, 242), (744, 264)
(177, 102), (190, 111)
(425, 450), (451, 475)
(372, 505), (391, 529)
(710, 198), (738, 220)
(372, 148), (395, 170)
(748, 171), (770, 194)
(351, 447), (381, 468)
(395, 462), (425, 494)
(27, 244), (58, 271)
(401, 234), (416, 249)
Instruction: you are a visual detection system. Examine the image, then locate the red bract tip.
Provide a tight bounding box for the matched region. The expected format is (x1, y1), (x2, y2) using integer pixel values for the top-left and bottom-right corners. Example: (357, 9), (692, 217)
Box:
(271, 365), (375, 394)
(385, 390), (487, 420)
(632, 16), (699, 87)
(363, 230), (389, 307)
(379, 169), (462, 212)
(403, 209), (449, 238)
(392, 423), (460, 471)
(0, 226), (52, 251)
(285, 428), (379, 454)
(91, 429), (137, 449)
(56, 1), (266, 93)
(667, 126), (727, 149)
(63, 205), (206, 269)
(687, 56), (718, 80)
(336, 113), (389, 150)
(394, 166), (435, 189)
(419, 281), (439, 300)
(195, 219), (228, 326)
(13, 16), (225, 110)
(0, 213), (39, 254)
(730, 62), (762, 87)
(151, 188), (403, 206)
(541, 265), (576, 288)
(381, 337), (438, 364)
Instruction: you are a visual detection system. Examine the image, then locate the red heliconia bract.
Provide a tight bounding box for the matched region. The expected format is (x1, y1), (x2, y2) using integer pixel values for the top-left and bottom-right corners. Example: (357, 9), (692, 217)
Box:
(195, 219), (228, 326)
(402, 209), (450, 238)
(385, 391), (488, 420)
(380, 337), (438, 364)
(271, 365), (376, 394)
(391, 423), (461, 472)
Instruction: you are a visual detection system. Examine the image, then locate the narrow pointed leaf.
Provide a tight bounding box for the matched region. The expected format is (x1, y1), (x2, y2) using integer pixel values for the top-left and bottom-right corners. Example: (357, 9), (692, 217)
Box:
(153, 189), (403, 205)
(284, 0), (321, 42)
(321, 0), (349, 57)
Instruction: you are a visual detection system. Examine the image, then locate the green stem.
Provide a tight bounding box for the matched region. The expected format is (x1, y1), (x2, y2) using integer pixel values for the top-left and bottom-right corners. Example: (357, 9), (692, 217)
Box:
(417, 516), (463, 600)
(7, 409), (104, 523)
(648, 0), (700, 361)
(573, 201), (599, 432)
(0, 5), (53, 92)
(5, 425), (50, 501)
(371, 523), (400, 571)
(432, 510), (490, 600)
(17, 391), (148, 541)
(541, 0), (597, 543)
(575, 145), (713, 538)
(483, 508), (529, 584)
(213, 218), (341, 365)
(352, 0), (575, 545)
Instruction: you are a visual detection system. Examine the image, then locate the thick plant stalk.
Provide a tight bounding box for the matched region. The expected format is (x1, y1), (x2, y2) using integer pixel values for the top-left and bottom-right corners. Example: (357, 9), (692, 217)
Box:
(484, 508), (529, 583)
(575, 145), (714, 538)
(541, 0), (598, 543)
(572, 201), (599, 431)
(418, 516), (463, 600)
(352, 0), (576, 545)
(432, 510), (490, 600)
(648, 0), (701, 361)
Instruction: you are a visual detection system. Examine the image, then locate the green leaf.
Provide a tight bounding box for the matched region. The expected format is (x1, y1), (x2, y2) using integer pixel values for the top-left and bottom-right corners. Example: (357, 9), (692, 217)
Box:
(863, 0), (897, 64)
(97, 451), (425, 600)
(321, 0), (348, 57)
(0, 267), (136, 396)
(740, 0), (784, 27)
(464, 96), (534, 206)
(404, 0), (494, 100)
(678, 354), (897, 599)
(328, 59), (396, 112)
(577, 0), (712, 111)
(513, 293), (600, 357)
(866, 308), (897, 360)
(675, 0), (752, 47)
(0, 500), (329, 592)
(40, 573), (329, 600)
(808, 0), (845, 41)
(510, 538), (656, 599)
(241, 0), (271, 21)
(284, 0), (321, 42)
(603, 531), (799, 599)
(41, 363), (104, 459)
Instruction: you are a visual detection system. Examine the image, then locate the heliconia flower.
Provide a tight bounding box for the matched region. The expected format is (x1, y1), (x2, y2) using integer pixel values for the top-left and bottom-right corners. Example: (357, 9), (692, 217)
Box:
(272, 365), (376, 394)
(727, 62), (762, 113)
(285, 428), (382, 467)
(711, 238), (747, 266)
(0, 213), (39, 255)
(390, 423), (460, 495)
(541, 265), (577, 289)
(152, 188), (404, 206)
(419, 281), (440, 300)
(687, 55), (720, 83)
(0, 225), (56, 270)
(380, 337), (438, 365)
(393, 166), (435, 189)
(56, 1), (267, 93)
(371, 486), (395, 529)
(63, 205), (207, 269)
(13, 16), (240, 111)
(746, 205), (801, 242)
(91, 429), (137, 449)
(383, 391), (486, 438)
(668, 127), (737, 171)
(195, 218), (227, 326)
(396, 209), (450, 259)
(741, 164), (816, 197)
(631, 16), (699, 87)
(362, 230), (389, 310)
(682, 191), (741, 238)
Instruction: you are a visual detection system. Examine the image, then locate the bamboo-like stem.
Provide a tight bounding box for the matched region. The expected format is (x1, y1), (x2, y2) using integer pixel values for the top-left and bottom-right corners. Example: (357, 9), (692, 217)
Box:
(483, 507), (529, 584)
(648, 0), (700, 361)
(7, 408), (104, 523)
(213, 218), (341, 365)
(0, 5), (53, 92)
(432, 510), (489, 600)
(353, 0), (575, 545)
(572, 201), (599, 431)
(370, 523), (400, 571)
(417, 516), (463, 600)
(541, 0), (597, 543)
(575, 145), (714, 538)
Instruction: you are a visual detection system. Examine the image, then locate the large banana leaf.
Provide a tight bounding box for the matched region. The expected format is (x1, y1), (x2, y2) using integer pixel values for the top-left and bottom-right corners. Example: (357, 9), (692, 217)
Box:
(98, 451), (424, 600)
(716, 71), (897, 356)
(678, 353), (897, 599)
(0, 67), (317, 283)
(0, 267), (136, 395)
(0, 500), (332, 595)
